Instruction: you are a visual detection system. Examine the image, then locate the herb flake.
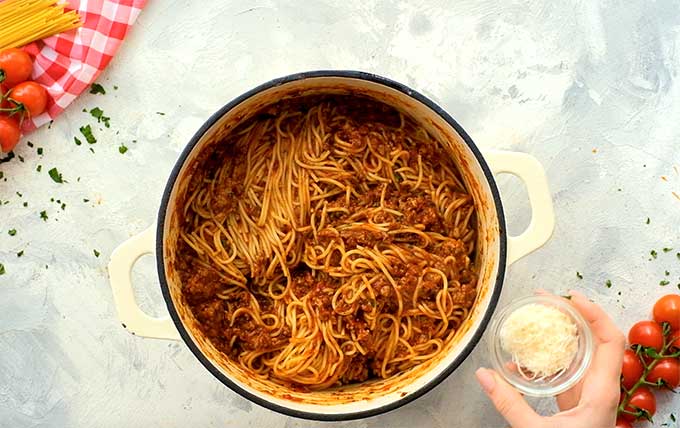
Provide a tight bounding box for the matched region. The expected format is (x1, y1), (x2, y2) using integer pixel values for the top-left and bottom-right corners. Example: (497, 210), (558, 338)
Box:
(118, 144), (128, 154)
(39, 210), (48, 221)
(576, 271), (583, 279)
(8, 229), (16, 236)
(605, 279), (612, 288)
(90, 83), (106, 95)
(79, 125), (97, 145)
(93, 249), (100, 258)
(16, 250), (23, 257)
(89, 107), (110, 128)
(0, 263), (5, 275)
(651, 250), (658, 259)
(660, 280), (670, 286)
(48, 167), (64, 183)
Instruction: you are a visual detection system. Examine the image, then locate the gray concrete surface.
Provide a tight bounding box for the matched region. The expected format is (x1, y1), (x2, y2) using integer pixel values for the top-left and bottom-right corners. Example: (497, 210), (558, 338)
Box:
(1, 0), (680, 426)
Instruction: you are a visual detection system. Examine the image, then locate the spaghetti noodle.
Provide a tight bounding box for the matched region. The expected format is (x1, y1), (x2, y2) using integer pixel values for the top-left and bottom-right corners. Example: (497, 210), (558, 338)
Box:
(0, 0), (81, 50)
(178, 96), (479, 389)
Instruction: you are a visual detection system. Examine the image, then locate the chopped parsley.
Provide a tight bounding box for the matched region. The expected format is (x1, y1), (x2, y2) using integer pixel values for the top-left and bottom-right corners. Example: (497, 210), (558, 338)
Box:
(651, 250), (658, 259)
(27, 141), (33, 147)
(83, 198), (89, 203)
(665, 270), (670, 276)
(663, 247), (673, 253)
(39, 210), (48, 221)
(37, 147), (43, 155)
(8, 229), (16, 236)
(0, 152), (15, 164)
(576, 271), (583, 279)
(15, 191), (21, 197)
(660, 280), (670, 286)
(89, 107), (110, 128)
(74, 136), (82, 146)
(22, 202), (27, 207)
(156, 111), (165, 115)
(671, 413), (676, 422)
(36, 165), (42, 172)
(0, 263), (5, 275)
(0, 172), (3, 179)
(113, 85), (118, 90)
(118, 144), (128, 154)
(646, 217), (650, 224)
(48, 167), (64, 183)
(93, 249), (100, 258)
(79, 125), (97, 144)
(90, 83), (106, 95)
(605, 279), (612, 288)
(16, 250), (23, 257)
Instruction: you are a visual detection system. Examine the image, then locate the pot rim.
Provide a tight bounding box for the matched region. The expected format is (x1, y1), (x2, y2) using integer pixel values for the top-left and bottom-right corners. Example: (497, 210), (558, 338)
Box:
(155, 70), (507, 421)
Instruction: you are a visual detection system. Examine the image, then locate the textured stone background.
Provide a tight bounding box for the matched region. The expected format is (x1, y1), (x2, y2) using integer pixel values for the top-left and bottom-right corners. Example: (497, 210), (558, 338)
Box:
(1, 0), (679, 427)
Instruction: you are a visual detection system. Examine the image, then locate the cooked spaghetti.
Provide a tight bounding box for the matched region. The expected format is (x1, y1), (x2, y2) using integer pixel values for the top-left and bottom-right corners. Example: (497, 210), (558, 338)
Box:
(0, 0), (81, 50)
(178, 96), (479, 390)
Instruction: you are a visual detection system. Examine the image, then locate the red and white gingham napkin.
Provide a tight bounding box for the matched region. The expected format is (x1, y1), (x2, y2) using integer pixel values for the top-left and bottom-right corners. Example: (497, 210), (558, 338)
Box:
(18, 0), (147, 132)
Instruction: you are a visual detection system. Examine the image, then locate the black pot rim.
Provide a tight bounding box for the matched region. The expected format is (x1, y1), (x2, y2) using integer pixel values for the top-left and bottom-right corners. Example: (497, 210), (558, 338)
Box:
(156, 70), (507, 421)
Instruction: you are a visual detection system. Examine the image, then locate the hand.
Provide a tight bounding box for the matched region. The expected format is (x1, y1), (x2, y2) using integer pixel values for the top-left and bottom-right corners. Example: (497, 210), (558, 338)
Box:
(475, 290), (626, 428)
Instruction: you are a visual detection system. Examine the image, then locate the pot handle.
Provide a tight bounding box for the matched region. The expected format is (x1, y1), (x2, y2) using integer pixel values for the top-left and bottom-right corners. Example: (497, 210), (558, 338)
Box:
(483, 150), (555, 265)
(107, 225), (181, 340)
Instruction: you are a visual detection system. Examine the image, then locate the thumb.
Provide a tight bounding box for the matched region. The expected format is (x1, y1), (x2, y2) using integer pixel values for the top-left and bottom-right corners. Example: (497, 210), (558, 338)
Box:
(475, 368), (543, 428)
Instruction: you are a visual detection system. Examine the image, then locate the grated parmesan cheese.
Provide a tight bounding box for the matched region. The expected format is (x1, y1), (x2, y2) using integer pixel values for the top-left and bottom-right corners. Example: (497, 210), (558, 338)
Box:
(499, 303), (579, 380)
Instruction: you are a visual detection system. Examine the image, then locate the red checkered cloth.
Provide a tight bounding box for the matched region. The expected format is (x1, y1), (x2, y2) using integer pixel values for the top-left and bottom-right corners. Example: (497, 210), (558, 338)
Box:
(19, 0), (147, 132)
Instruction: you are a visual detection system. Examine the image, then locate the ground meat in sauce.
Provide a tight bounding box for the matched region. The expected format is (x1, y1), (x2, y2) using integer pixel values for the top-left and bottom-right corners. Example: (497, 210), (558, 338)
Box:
(177, 95), (478, 389)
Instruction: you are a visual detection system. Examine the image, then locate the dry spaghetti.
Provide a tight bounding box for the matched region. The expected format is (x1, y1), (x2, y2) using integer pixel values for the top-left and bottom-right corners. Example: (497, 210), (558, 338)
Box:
(178, 96), (479, 389)
(0, 0), (81, 50)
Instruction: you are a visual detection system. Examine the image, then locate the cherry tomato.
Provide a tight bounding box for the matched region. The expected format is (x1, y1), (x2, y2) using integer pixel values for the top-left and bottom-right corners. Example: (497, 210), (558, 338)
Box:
(615, 418), (633, 428)
(669, 329), (680, 350)
(0, 115), (21, 152)
(653, 294), (680, 331)
(8, 81), (47, 117)
(0, 48), (32, 87)
(622, 386), (656, 421)
(647, 357), (680, 387)
(628, 320), (664, 352)
(621, 349), (644, 390)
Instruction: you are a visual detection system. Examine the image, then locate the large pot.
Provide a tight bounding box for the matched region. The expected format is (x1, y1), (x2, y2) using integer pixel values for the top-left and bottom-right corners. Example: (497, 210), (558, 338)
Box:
(108, 71), (554, 421)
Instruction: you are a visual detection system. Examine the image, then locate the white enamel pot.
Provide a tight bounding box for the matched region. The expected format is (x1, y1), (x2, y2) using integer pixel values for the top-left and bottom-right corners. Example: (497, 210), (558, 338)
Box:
(108, 71), (555, 421)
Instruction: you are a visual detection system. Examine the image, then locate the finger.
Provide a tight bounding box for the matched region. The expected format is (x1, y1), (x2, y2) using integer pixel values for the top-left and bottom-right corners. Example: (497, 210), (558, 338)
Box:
(475, 368), (543, 428)
(568, 290), (625, 408)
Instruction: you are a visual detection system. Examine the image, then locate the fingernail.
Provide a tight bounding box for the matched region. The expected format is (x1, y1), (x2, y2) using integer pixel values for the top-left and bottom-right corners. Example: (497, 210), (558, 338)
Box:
(475, 368), (496, 393)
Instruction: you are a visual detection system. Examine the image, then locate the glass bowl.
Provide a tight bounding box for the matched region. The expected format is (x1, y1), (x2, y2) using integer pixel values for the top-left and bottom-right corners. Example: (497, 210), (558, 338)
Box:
(487, 295), (594, 397)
